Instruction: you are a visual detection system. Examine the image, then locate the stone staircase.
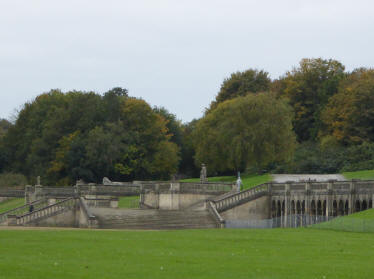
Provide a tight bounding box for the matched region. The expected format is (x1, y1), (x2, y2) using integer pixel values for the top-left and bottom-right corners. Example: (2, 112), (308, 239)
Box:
(0, 199), (48, 225)
(8, 197), (76, 226)
(90, 208), (218, 229)
(210, 183), (269, 213)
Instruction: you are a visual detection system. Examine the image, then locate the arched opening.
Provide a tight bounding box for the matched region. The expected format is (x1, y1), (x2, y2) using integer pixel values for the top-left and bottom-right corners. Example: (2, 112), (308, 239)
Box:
(338, 200), (344, 216)
(317, 200), (322, 216)
(272, 200), (276, 218)
(344, 200), (349, 215)
(291, 200), (295, 214)
(311, 200), (316, 216)
(333, 200), (337, 217)
(296, 200), (301, 214)
(362, 200), (368, 211)
(322, 200), (327, 216)
(277, 201), (281, 217)
(355, 200), (361, 212)
(369, 200), (373, 209)
(281, 200), (285, 216)
(302, 200), (305, 214)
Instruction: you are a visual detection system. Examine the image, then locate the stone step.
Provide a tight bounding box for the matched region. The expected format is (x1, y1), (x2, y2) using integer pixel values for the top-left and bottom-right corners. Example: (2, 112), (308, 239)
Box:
(90, 208), (218, 229)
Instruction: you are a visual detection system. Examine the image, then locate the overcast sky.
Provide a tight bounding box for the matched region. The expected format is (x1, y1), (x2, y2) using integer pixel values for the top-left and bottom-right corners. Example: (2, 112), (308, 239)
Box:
(1, 0), (374, 122)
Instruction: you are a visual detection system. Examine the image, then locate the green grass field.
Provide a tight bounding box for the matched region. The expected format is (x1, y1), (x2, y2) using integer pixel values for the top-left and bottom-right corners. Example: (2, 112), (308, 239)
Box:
(181, 173), (272, 190)
(118, 196), (140, 208)
(0, 228), (373, 279)
(0, 198), (25, 213)
(342, 169), (374, 180)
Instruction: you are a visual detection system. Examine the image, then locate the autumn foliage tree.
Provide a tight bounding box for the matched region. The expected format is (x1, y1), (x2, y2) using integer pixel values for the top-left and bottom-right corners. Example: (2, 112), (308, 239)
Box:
(321, 69), (374, 145)
(194, 93), (296, 174)
(279, 58), (345, 142)
(2, 89), (180, 185)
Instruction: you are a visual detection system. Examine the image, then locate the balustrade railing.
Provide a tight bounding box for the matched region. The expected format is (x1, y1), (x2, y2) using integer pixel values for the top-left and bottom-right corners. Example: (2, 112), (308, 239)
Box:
(0, 199), (48, 224)
(213, 184), (269, 212)
(15, 197), (76, 225)
(206, 201), (225, 228)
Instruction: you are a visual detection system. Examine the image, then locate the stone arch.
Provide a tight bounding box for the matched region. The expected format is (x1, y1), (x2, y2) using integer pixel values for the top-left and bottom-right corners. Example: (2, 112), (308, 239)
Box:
(317, 200), (322, 216)
(296, 200), (301, 214)
(355, 200), (361, 212)
(277, 200), (281, 217)
(302, 200), (305, 214)
(322, 200), (327, 216)
(362, 200), (368, 211)
(344, 200), (349, 215)
(291, 200), (296, 214)
(272, 200), (276, 218)
(333, 200), (337, 216)
(281, 200), (285, 216)
(369, 199), (373, 209)
(338, 200), (344, 216)
(311, 200), (316, 216)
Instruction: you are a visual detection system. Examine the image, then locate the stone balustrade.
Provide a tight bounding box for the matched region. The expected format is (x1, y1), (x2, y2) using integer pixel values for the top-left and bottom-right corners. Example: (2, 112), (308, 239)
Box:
(14, 197), (76, 225)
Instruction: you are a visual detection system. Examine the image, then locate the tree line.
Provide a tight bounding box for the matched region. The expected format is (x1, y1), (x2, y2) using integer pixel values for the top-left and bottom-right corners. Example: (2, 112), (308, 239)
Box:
(1, 57), (374, 185)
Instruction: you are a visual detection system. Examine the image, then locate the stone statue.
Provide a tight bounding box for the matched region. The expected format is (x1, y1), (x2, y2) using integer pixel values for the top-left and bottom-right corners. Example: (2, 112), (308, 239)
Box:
(200, 164), (207, 183)
(236, 172), (242, 192)
(103, 177), (112, 185)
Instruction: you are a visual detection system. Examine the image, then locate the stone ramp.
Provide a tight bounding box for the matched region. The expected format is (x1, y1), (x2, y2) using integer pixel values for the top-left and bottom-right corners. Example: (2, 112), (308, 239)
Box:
(90, 208), (218, 229)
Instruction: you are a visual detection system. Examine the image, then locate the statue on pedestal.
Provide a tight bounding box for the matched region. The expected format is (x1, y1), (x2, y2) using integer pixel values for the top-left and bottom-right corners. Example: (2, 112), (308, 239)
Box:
(236, 172), (242, 192)
(200, 164), (207, 183)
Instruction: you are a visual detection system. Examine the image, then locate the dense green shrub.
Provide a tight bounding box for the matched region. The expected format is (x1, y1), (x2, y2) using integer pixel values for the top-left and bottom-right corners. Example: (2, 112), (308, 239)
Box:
(0, 173), (28, 187)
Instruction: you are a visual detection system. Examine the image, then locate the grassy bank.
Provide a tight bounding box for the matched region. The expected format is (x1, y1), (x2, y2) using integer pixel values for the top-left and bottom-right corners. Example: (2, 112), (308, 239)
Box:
(0, 198), (24, 213)
(312, 208), (374, 233)
(0, 228), (372, 279)
(342, 169), (374, 180)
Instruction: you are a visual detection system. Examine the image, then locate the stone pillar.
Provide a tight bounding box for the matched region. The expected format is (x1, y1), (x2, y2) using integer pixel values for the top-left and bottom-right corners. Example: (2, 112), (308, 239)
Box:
(110, 198), (119, 208)
(34, 185), (43, 201)
(25, 185), (33, 204)
(268, 183), (273, 219)
(349, 180), (356, 214)
(326, 181), (333, 217)
(74, 185), (80, 197)
(284, 183), (291, 227)
(305, 182), (310, 215)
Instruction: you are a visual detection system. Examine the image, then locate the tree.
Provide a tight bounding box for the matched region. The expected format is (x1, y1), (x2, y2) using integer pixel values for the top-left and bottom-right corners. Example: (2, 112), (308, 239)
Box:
(209, 69), (271, 111)
(179, 120), (200, 177)
(0, 119), (12, 173)
(2, 90), (180, 184)
(321, 69), (374, 145)
(0, 119), (11, 138)
(193, 93), (296, 174)
(279, 58), (345, 142)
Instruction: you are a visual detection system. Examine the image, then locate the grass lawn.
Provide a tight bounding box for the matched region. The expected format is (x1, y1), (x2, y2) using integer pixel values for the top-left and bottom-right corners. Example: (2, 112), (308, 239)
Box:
(342, 169), (374, 180)
(0, 228), (373, 279)
(0, 198), (25, 213)
(118, 196), (140, 208)
(181, 173), (272, 190)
